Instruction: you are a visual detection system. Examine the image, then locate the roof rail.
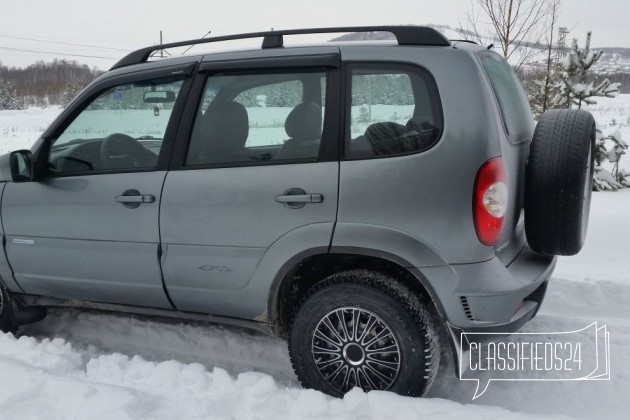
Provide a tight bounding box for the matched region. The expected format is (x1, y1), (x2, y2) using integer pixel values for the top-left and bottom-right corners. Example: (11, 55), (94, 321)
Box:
(111, 26), (450, 70)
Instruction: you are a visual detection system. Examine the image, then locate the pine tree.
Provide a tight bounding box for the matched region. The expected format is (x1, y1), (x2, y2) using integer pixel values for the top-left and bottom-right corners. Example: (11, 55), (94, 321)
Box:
(0, 79), (22, 110)
(527, 65), (563, 119)
(549, 32), (626, 191)
(593, 131), (628, 191)
(58, 81), (87, 108)
(554, 32), (621, 109)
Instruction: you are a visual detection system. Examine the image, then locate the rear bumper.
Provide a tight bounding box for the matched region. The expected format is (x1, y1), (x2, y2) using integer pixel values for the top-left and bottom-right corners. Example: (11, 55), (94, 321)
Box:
(418, 245), (556, 332)
(447, 277), (549, 347)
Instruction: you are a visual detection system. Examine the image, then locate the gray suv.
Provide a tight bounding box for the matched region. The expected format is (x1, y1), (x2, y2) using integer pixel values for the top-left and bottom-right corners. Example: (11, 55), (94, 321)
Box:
(0, 26), (595, 397)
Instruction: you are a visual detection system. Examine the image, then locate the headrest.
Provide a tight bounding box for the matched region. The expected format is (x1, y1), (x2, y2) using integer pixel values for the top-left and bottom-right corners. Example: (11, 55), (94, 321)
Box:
(285, 102), (322, 141)
(203, 101), (249, 149)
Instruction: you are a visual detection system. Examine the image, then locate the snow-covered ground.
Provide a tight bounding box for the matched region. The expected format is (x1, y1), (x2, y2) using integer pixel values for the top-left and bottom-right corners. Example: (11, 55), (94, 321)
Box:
(1, 104), (629, 419)
(0, 106), (57, 155)
(584, 94), (630, 173)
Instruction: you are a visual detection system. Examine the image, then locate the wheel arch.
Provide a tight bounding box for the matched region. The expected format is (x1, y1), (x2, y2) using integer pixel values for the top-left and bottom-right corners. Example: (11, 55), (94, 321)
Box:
(268, 247), (448, 337)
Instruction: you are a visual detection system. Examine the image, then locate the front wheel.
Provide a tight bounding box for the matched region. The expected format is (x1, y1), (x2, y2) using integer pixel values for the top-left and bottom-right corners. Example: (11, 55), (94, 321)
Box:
(288, 270), (440, 397)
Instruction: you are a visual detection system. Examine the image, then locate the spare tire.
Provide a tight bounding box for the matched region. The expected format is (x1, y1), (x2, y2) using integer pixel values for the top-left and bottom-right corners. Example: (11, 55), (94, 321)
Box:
(525, 109), (595, 256)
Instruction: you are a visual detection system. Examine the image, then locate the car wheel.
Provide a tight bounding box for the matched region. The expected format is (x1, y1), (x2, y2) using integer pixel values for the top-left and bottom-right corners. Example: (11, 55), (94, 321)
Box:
(288, 270), (440, 397)
(0, 283), (17, 333)
(525, 109), (596, 256)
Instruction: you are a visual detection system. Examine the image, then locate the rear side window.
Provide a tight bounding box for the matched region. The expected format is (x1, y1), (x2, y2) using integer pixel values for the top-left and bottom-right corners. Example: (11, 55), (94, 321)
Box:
(186, 71), (326, 166)
(479, 53), (533, 142)
(345, 64), (442, 159)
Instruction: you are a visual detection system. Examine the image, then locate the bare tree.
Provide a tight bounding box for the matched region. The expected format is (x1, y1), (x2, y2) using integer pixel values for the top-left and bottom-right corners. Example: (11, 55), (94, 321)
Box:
(527, 0), (562, 118)
(463, 0), (551, 70)
(540, 0), (562, 112)
(0, 59), (101, 107)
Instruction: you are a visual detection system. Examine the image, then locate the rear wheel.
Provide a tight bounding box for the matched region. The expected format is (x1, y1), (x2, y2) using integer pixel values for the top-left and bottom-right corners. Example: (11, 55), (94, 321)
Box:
(288, 270), (440, 397)
(525, 109), (596, 256)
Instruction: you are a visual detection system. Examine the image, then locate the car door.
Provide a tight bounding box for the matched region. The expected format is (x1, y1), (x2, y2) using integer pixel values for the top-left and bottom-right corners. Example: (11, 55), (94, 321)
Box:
(1, 66), (193, 308)
(159, 53), (341, 317)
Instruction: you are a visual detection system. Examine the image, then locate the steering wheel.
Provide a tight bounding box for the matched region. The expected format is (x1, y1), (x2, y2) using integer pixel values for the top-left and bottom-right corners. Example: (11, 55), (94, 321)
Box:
(100, 133), (156, 169)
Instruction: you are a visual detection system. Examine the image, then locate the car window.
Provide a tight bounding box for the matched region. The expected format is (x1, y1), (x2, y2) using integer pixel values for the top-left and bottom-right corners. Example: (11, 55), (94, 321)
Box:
(186, 71), (326, 166)
(479, 53), (534, 143)
(346, 65), (442, 159)
(49, 77), (184, 174)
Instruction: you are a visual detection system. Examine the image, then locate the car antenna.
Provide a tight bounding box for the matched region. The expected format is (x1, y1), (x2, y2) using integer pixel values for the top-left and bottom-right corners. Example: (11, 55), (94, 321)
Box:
(487, 43), (494, 50)
(181, 30), (212, 55)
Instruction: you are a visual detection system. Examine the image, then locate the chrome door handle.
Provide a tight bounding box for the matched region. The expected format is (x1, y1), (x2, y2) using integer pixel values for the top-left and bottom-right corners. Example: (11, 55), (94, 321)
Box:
(115, 195), (155, 203)
(275, 194), (323, 204)
(115, 189), (155, 209)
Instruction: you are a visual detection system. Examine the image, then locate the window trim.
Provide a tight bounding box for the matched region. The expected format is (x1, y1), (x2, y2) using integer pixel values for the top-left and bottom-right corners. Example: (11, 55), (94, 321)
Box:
(37, 64), (196, 178)
(341, 61), (444, 161)
(169, 60), (341, 171)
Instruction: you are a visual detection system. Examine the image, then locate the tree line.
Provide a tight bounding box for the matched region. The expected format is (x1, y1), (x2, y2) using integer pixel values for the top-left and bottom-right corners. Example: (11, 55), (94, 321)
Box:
(0, 59), (103, 109)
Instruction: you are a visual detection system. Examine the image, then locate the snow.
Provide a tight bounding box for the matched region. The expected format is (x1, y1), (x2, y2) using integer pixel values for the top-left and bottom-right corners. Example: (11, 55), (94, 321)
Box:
(584, 94), (630, 172)
(0, 330), (549, 420)
(0, 106), (59, 155)
(1, 106), (630, 419)
(429, 191), (630, 419)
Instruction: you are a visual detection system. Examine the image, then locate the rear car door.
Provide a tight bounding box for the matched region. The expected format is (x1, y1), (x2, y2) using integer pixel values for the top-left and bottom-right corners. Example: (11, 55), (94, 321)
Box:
(1, 65), (193, 308)
(160, 52), (340, 317)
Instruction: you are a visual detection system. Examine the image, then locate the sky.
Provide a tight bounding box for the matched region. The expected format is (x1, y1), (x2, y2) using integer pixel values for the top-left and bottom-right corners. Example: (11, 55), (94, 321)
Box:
(1, 0), (630, 70)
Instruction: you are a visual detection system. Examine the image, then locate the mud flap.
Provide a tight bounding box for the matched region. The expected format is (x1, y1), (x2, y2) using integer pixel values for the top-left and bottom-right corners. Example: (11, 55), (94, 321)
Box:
(9, 295), (47, 327)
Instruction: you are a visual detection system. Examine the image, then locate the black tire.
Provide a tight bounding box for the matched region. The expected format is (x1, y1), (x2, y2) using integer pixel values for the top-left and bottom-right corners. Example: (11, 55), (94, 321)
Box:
(288, 270), (440, 398)
(0, 283), (17, 333)
(525, 109), (596, 256)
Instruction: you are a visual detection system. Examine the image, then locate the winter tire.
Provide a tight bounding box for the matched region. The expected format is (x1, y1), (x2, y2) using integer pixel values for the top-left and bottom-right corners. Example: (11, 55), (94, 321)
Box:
(525, 109), (596, 256)
(288, 270), (440, 398)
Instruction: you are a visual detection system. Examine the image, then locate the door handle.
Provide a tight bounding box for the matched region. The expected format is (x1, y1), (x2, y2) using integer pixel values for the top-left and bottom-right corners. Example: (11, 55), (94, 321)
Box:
(115, 189), (155, 209)
(115, 195), (155, 203)
(275, 194), (323, 204)
(275, 188), (323, 209)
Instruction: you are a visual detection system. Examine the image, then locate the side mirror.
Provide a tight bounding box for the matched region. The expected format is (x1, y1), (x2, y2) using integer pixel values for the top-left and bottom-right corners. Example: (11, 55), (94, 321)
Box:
(3, 150), (35, 182)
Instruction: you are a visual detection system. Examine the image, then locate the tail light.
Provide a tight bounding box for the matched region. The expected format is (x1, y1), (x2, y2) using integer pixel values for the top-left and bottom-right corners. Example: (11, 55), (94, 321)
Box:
(473, 157), (508, 246)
